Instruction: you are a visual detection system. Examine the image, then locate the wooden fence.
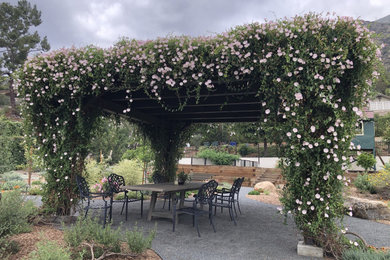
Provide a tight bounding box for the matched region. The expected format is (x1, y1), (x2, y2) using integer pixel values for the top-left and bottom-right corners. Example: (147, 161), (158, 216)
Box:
(177, 164), (283, 187)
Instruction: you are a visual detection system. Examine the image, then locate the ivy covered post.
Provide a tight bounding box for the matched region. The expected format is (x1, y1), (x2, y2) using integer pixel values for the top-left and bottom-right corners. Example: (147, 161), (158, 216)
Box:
(138, 121), (192, 181)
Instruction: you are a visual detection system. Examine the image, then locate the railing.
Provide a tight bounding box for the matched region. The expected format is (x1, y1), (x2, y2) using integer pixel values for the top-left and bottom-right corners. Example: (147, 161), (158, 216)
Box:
(188, 157), (258, 167)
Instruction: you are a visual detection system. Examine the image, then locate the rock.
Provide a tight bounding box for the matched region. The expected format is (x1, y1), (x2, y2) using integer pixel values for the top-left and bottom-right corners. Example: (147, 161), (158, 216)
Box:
(344, 196), (390, 220)
(254, 181), (277, 193)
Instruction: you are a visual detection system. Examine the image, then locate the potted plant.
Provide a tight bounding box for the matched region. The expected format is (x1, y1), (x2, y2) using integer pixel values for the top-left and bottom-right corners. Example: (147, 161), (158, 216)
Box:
(177, 171), (189, 185)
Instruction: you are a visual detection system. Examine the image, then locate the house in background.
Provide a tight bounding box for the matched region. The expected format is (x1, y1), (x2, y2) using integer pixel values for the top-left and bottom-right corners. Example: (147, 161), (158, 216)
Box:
(351, 110), (376, 170)
(369, 93), (390, 115)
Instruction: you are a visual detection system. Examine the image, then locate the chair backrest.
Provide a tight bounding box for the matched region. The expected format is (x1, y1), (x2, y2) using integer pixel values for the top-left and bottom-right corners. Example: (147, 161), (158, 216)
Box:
(196, 180), (218, 205)
(230, 177), (243, 196)
(76, 175), (90, 198)
(235, 177), (244, 193)
(108, 173), (125, 193)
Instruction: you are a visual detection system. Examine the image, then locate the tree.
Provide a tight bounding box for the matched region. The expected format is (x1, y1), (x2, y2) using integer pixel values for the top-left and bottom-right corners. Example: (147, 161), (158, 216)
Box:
(0, 0), (50, 116)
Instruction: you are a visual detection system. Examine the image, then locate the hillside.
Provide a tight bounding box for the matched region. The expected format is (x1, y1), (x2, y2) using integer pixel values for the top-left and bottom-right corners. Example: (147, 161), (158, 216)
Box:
(365, 18), (390, 70)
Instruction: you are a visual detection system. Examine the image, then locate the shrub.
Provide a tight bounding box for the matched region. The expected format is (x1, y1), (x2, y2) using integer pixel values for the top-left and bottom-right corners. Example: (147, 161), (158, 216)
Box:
(353, 174), (376, 194)
(0, 190), (37, 237)
(28, 187), (45, 196)
(84, 158), (109, 185)
(248, 190), (261, 195)
(64, 217), (155, 257)
(0, 117), (26, 174)
(367, 164), (390, 189)
(342, 248), (390, 260)
(64, 217), (121, 258)
(31, 180), (43, 186)
(0, 236), (19, 259)
(356, 152), (376, 172)
(126, 224), (156, 254)
(111, 159), (143, 186)
(28, 240), (72, 260)
(197, 148), (239, 165)
(238, 144), (256, 156)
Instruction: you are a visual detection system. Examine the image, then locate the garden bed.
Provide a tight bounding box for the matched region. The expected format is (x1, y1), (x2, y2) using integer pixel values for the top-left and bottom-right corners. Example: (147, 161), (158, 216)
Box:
(9, 224), (161, 260)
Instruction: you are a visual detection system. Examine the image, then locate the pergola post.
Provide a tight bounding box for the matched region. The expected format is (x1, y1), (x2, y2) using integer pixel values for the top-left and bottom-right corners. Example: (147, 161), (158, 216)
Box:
(138, 121), (192, 182)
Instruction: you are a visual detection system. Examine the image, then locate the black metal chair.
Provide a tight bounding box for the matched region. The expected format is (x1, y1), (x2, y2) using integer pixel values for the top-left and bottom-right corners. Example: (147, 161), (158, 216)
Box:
(107, 173), (143, 221)
(214, 177), (244, 217)
(75, 175), (112, 228)
(213, 177), (244, 225)
(173, 180), (218, 237)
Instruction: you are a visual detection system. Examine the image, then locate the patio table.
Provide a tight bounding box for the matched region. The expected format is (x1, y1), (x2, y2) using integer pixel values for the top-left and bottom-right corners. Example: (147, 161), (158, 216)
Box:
(123, 182), (204, 222)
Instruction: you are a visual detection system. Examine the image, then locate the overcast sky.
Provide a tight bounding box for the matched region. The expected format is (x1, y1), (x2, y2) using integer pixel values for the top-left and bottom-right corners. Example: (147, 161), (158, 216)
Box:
(4, 0), (390, 50)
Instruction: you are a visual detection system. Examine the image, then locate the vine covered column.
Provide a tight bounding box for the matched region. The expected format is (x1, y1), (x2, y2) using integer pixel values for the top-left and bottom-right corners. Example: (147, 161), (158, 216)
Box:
(138, 121), (192, 181)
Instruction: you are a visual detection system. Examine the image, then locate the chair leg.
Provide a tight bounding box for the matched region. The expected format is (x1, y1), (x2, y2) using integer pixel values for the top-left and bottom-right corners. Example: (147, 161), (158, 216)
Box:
(103, 201), (108, 228)
(140, 193), (144, 217)
(236, 193), (242, 214)
(229, 205), (237, 226)
(233, 201), (238, 218)
(120, 201), (125, 215)
(194, 215), (200, 237)
(125, 198), (129, 221)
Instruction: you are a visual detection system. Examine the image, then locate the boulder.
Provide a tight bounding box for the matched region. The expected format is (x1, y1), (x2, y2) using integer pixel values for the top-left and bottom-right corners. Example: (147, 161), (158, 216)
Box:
(254, 181), (277, 193)
(344, 196), (390, 220)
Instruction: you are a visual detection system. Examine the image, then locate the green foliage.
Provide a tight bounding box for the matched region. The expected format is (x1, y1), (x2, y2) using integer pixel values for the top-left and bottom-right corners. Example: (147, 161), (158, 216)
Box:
(248, 190), (261, 195)
(238, 144), (256, 156)
(64, 217), (155, 257)
(28, 186), (44, 196)
(88, 118), (139, 164)
(111, 159), (143, 186)
(0, 171), (27, 191)
(367, 165), (390, 189)
(83, 158), (109, 185)
(374, 113), (390, 137)
(356, 152), (376, 172)
(0, 190), (37, 238)
(177, 171), (189, 184)
(31, 180), (42, 186)
(197, 148), (239, 165)
(0, 117), (26, 174)
(63, 217), (121, 258)
(121, 145), (154, 164)
(126, 224), (156, 254)
(264, 190), (270, 195)
(0, 236), (19, 259)
(28, 240), (72, 260)
(354, 174), (376, 194)
(342, 248), (390, 260)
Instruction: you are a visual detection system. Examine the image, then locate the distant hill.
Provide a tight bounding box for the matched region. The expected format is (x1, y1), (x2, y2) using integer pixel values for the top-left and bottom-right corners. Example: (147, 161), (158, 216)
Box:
(364, 17), (390, 70)
(375, 15), (390, 24)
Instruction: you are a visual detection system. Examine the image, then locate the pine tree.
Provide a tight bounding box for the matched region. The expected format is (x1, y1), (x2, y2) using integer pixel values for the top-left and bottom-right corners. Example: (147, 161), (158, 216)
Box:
(0, 0), (50, 117)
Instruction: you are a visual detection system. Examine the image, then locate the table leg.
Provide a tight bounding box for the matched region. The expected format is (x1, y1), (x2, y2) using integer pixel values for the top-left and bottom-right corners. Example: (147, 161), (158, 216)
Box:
(179, 191), (185, 208)
(171, 192), (179, 225)
(147, 192), (158, 221)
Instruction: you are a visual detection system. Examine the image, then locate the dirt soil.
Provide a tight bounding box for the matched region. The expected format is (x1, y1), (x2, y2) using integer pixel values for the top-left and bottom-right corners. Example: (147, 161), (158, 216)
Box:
(9, 224), (161, 260)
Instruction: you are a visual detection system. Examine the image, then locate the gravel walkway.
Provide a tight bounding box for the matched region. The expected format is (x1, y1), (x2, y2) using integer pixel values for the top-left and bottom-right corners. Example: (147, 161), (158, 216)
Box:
(27, 187), (390, 260)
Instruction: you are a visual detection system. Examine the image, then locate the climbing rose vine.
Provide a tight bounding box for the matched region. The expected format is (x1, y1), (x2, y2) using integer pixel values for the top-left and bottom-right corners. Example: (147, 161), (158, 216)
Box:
(17, 13), (379, 247)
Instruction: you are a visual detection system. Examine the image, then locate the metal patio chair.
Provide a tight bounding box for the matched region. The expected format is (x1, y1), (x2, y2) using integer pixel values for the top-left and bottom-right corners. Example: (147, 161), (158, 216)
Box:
(107, 173), (143, 221)
(75, 175), (112, 228)
(212, 177), (244, 225)
(173, 180), (218, 237)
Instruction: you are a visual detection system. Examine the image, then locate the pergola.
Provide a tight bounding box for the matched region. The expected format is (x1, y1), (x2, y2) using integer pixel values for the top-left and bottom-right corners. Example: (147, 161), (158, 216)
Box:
(97, 82), (261, 124)
(18, 14), (379, 247)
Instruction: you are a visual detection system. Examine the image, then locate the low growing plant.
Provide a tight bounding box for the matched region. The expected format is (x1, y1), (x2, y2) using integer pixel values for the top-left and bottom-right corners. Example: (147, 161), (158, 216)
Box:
(248, 190), (261, 195)
(354, 174), (376, 194)
(367, 165), (390, 190)
(197, 148), (239, 165)
(28, 187), (45, 196)
(28, 240), (72, 260)
(111, 159), (143, 186)
(342, 248), (390, 260)
(0, 190), (37, 237)
(126, 224), (156, 254)
(0, 236), (19, 259)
